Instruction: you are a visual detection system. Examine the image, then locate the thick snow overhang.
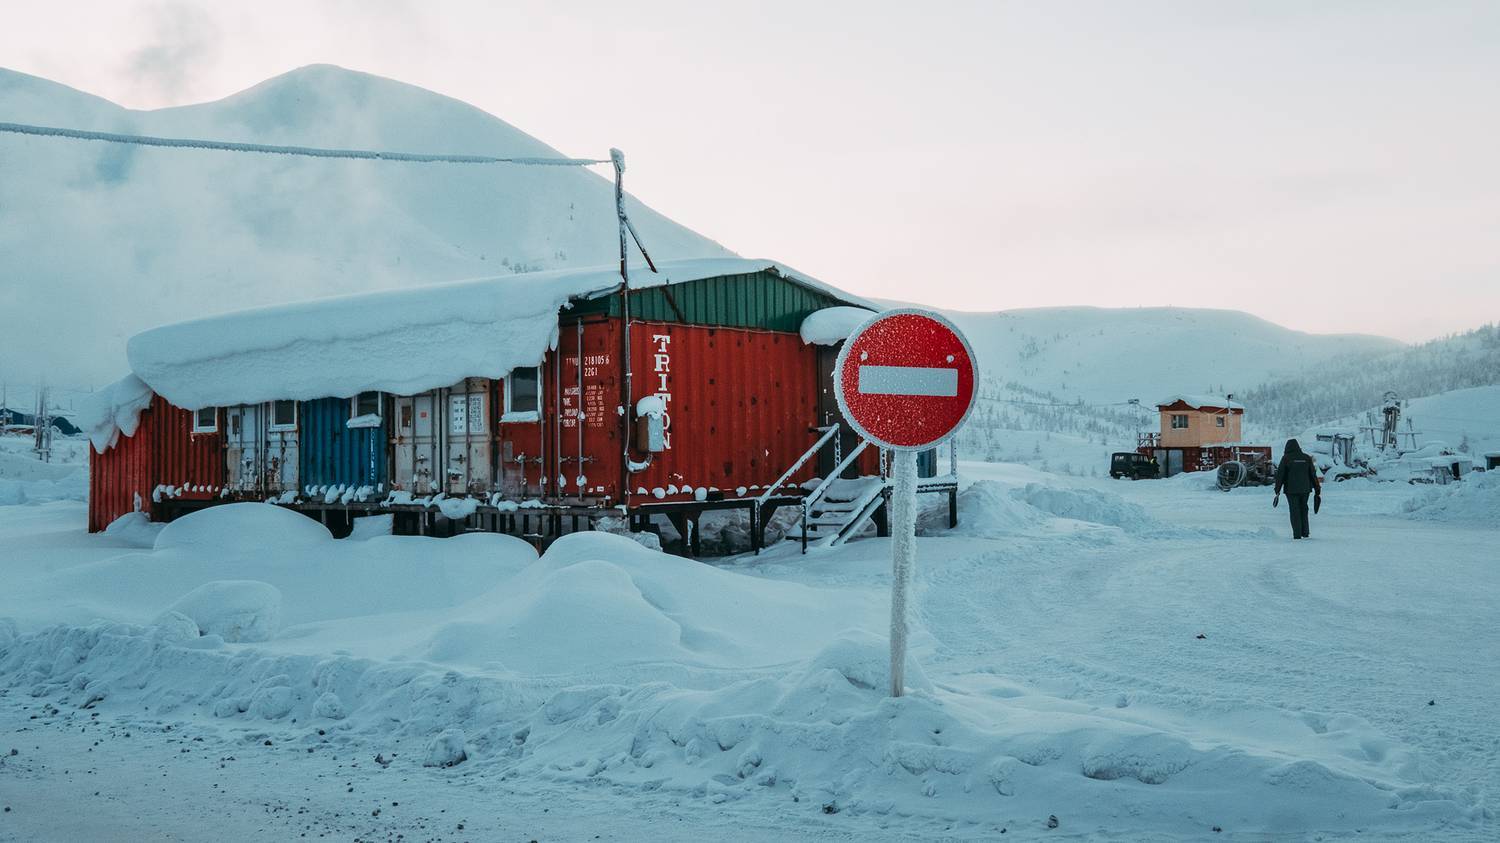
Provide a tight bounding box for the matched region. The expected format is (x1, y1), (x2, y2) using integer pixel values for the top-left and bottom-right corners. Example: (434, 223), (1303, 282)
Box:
(77, 374), (155, 452)
(1155, 394), (1245, 412)
(126, 258), (873, 410)
(799, 306), (880, 346)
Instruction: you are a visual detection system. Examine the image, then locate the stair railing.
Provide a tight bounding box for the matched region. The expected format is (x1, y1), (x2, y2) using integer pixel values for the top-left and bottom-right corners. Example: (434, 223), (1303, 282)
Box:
(801, 439), (870, 553)
(752, 424), (841, 552)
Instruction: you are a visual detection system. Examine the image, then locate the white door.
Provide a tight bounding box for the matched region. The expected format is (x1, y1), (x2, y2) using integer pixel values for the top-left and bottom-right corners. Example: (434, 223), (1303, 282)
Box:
(225, 404), (262, 493)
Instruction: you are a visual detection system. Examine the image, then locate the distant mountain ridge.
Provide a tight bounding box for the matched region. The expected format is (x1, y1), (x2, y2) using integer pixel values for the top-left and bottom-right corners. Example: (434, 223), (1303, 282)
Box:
(0, 64), (733, 385)
(915, 305), (1405, 407)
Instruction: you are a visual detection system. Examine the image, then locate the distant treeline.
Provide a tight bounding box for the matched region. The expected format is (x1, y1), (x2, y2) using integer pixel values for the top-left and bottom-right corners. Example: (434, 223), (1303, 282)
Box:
(1243, 323), (1500, 435)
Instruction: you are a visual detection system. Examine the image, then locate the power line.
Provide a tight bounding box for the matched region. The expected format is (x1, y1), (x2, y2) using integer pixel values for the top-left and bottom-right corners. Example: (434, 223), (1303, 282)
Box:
(0, 121), (608, 166)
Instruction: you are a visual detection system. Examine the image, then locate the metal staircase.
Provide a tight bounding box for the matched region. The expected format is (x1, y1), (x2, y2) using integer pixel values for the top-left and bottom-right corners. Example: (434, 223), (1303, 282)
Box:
(802, 475), (888, 550)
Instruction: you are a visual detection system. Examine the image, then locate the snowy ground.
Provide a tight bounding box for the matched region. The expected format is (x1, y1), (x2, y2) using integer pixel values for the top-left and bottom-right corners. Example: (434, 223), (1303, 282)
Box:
(1, 454), (1496, 841)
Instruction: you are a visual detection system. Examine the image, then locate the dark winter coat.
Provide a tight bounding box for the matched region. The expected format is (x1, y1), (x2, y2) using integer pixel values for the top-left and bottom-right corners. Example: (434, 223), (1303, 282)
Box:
(1275, 439), (1320, 496)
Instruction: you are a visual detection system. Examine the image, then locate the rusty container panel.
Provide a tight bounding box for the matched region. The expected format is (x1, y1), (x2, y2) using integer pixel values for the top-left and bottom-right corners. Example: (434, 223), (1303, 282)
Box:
(536, 317), (622, 503)
(87, 407), (156, 532)
(627, 321), (826, 503)
(151, 397), (224, 500)
(300, 397), (387, 491)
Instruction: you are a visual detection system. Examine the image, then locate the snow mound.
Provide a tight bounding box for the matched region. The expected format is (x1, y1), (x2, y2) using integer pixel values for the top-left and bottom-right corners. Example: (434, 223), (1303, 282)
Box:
(1401, 472), (1500, 523)
(344, 513), (394, 540)
(927, 480), (1047, 537)
(162, 580), (282, 643)
(154, 503), (333, 550)
(1016, 483), (1159, 533)
(799, 306), (878, 345)
(103, 512), (166, 547)
(420, 532), (882, 673)
(0, 451), (87, 506)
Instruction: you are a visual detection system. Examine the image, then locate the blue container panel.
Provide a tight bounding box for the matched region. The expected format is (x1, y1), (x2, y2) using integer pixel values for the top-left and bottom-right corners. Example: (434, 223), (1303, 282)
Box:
(299, 398), (387, 490)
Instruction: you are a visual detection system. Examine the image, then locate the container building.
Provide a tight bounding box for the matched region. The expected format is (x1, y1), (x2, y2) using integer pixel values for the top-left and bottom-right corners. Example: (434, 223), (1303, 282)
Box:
(83, 258), (960, 551)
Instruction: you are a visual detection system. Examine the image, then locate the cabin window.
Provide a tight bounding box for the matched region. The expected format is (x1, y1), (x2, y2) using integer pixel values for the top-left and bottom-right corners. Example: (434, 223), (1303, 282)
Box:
(269, 400), (298, 431)
(1170, 414), (1189, 430)
(348, 391), (383, 428)
(229, 411), (242, 437)
(1215, 416), (1226, 428)
(502, 367), (542, 422)
(192, 406), (218, 433)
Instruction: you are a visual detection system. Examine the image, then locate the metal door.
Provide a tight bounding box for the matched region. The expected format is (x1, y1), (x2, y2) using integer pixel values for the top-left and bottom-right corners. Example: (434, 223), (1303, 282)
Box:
(1166, 449), (1184, 477)
(224, 404), (262, 493)
(444, 378), (492, 495)
(393, 394), (440, 494)
(265, 402), (300, 494)
(816, 344), (862, 479)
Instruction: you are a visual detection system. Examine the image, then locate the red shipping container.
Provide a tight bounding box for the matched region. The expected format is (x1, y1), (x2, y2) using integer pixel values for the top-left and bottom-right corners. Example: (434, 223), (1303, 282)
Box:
(88, 395), (226, 532)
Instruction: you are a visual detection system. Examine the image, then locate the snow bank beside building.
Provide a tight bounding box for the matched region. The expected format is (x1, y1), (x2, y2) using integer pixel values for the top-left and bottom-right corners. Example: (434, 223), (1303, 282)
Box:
(0, 449), (87, 506)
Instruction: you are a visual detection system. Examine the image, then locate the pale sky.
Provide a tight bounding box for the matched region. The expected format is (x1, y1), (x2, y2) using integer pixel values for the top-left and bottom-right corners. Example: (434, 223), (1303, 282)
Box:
(4, 0), (1497, 342)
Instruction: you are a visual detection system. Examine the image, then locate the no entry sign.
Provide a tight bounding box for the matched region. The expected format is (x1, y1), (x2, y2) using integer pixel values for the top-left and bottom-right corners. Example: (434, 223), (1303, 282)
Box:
(834, 309), (978, 451)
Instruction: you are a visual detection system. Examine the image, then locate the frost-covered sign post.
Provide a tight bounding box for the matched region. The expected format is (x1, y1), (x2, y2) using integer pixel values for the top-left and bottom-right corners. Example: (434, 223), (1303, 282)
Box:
(834, 309), (976, 697)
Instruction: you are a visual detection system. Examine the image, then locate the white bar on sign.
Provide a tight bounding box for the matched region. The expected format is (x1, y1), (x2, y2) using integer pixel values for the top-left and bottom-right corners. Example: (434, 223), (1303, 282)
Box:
(858, 365), (958, 397)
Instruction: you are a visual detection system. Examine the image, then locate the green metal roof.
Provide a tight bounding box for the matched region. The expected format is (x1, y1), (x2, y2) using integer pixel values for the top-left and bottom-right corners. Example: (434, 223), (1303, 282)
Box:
(568, 269), (851, 332)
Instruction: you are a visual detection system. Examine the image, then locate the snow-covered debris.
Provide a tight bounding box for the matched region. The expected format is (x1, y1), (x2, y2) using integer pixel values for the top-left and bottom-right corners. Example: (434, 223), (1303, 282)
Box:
(423, 729), (468, 767)
(345, 513), (394, 540)
(1401, 471), (1500, 523)
(162, 580), (283, 643)
(799, 306), (878, 345)
(634, 394), (666, 417)
(76, 374), (154, 451)
(126, 258), (874, 410)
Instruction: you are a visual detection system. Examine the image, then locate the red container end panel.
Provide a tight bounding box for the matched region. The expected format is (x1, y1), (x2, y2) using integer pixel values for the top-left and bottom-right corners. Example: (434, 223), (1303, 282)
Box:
(88, 417), (155, 532)
(627, 321), (827, 504)
(87, 396), (226, 532)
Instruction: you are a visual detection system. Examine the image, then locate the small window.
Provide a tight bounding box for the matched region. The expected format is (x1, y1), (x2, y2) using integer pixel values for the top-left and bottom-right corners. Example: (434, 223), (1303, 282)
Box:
(1215, 416), (1226, 428)
(348, 391), (383, 428)
(192, 406), (218, 433)
(229, 412), (242, 437)
(269, 400), (298, 431)
(1171, 414), (1189, 430)
(502, 366), (541, 422)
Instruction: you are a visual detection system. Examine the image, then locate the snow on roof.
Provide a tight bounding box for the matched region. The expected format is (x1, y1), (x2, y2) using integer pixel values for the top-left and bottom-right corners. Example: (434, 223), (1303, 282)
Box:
(1155, 394), (1245, 411)
(127, 258), (872, 409)
(77, 374), (155, 452)
(799, 306), (879, 346)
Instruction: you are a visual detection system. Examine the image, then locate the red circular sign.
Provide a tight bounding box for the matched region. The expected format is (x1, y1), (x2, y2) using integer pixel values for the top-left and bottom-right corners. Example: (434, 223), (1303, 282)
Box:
(834, 309), (977, 450)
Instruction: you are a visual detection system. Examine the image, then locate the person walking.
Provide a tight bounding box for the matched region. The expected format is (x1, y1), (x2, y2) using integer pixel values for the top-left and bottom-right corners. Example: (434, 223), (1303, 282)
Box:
(1274, 438), (1322, 539)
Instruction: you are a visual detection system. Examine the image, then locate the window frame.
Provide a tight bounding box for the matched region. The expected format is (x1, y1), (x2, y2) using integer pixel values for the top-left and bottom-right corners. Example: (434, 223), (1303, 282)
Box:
(349, 391), (384, 420)
(1215, 415), (1226, 428)
(501, 366), (543, 423)
(192, 406), (218, 434)
(1170, 414), (1189, 430)
(268, 399), (299, 432)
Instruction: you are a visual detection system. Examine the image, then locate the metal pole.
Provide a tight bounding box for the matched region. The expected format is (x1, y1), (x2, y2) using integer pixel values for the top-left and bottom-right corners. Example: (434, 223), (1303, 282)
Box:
(889, 448), (919, 697)
(612, 149), (633, 507)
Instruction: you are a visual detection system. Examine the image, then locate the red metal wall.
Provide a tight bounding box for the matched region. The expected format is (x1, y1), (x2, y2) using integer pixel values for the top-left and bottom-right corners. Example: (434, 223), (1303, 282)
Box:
(88, 396), (226, 532)
(88, 412), (156, 532)
(152, 399), (225, 499)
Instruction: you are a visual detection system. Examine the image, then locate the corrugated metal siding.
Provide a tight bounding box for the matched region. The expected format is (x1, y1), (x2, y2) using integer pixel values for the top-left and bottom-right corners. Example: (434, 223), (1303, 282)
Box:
(300, 397), (387, 490)
(152, 397), (224, 499)
(88, 412), (155, 532)
(628, 321), (826, 501)
(88, 395), (224, 531)
(574, 271), (844, 332)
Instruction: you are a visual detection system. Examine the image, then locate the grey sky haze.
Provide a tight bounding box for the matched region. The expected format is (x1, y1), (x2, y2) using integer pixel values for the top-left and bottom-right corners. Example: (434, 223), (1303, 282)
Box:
(4, 0), (1497, 342)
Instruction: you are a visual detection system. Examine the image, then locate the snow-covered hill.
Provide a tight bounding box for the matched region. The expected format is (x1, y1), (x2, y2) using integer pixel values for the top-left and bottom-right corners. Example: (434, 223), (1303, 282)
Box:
(0, 64), (733, 386)
(934, 306), (1403, 407)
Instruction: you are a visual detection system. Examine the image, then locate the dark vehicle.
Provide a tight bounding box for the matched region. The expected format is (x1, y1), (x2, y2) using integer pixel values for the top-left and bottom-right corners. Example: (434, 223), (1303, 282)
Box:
(1110, 452), (1160, 480)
